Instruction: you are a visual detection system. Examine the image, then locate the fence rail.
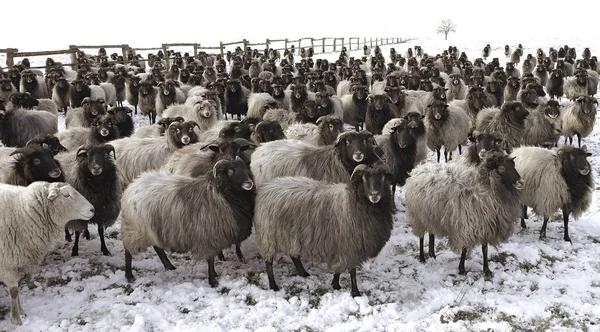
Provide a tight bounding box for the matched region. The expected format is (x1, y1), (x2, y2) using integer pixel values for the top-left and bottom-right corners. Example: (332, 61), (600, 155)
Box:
(1, 37), (413, 70)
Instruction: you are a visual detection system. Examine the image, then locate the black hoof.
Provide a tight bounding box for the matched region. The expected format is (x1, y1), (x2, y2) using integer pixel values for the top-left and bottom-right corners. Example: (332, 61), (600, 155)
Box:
(166, 265), (176, 271)
(102, 250), (112, 257)
(459, 269), (467, 276)
(484, 271), (494, 281)
(209, 278), (219, 288)
(269, 284), (280, 292)
(126, 275), (135, 283)
(350, 290), (362, 298)
(71, 250), (79, 257)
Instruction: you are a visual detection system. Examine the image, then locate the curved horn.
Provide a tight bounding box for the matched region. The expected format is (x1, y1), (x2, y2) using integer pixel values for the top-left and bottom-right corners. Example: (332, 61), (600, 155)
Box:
(9, 147), (34, 156)
(75, 145), (88, 159)
(212, 159), (229, 178)
(81, 97), (91, 105)
(186, 120), (200, 130)
(350, 164), (369, 181)
(315, 116), (328, 125)
(104, 144), (116, 160)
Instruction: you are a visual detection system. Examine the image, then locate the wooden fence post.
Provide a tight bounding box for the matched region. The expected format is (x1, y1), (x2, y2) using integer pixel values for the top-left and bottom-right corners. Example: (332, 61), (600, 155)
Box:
(219, 42), (224, 57)
(310, 38), (314, 51)
(341, 38), (345, 51)
(243, 39), (248, 54)
(266, 39), (270, 53)
(162, 45), (170, 70)
(322, 38), (325, 53)
(5, 49), (15, 68)
(284, 38), (288, 50)
(121, 44), (129, 65)
(370, 38), (373, 48)
(193, 44), (198, 57)
(298, 39), (302, 55)
(68, 45), (78, 70)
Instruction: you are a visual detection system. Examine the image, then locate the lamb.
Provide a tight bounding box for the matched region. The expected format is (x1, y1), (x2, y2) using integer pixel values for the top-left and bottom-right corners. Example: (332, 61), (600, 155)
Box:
(250, 131), (381, 186)
(162, 99), (219, 132)
(108, 107), (134, 137)
(445, 74), (467, 101)
(0, 107), (58, 147)
(122, 158), (256, 287)
(475, 101), (530, 153)
(424, 100), (470, 162)
(564, 71), (589, 101)
(0, 181), (94, 325)
(1, 146), (64, 186)
(246, 92), (280, 119)
(138, 80), (158, 124)
(56, 114), (121, 151)
(65, 97), (106, 129)
(19, 70), (49, 99)
(406, 151), (522, 279)
(54, 144), (121, 256)
(341, 84), (370, 131)
(156, 80), (186, 116)
(251, 120), (286, 144)
(110, 121), (199, 188)
(125, 76), (142, 114)
(254, 162), (393, 297)
(69, 79), (91, 109)
(561, 96), (598, 148)
(284, 116), (345, 146)
(132, 117), (184, 138)
(522, 100), (563, 148)
(365, 94), (397, 135)
(224, 79), (250, 120)
(512, 146), (593, 242)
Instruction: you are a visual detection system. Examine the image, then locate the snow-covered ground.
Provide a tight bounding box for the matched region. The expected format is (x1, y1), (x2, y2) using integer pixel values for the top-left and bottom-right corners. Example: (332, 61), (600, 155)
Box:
(2, 35), (600, 331)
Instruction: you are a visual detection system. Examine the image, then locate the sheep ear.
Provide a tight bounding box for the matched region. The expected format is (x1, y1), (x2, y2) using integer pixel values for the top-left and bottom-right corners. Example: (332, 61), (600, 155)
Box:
(76, 146), (88, 159)
(586, 152), (592, 157)
(104, 144), (116, 159)
(47, 187), (59, 201)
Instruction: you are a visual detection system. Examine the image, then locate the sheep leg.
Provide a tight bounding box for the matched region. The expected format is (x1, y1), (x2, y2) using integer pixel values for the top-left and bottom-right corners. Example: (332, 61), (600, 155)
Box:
(98, 225), (112, 256)
(540, 218), (549, 239)
(419, 237), (426, 263)
(521, 204), (528, 229)
(562, 207), (572, 244)
(65, 228), (72, 242)
(9, 285), (22, 325)
(458, 145), (462, 155)
(331, 273), (341, 290)
(355, 124), (360, 132)
(290, 256), (310, 277)
(153, 246), (176, 270)
(576, 133), (581, 149)
(217, 251), (226, 261)
(16, 289), (24, 316)
(444, 150), (449, 162)
(125, 250), (135, 282)
(392, 184), (397, 196)
(436, 148), (441, 163)
(482, 243), (493, 280)
(349, 268), (361, 297)
(207, 257), (219, 288)
(235, 244), (246, 262)
(83, 228), (90, 240)
(265, 260), (280, 291)
(568, 136), (573, 146)
(71, 231), (81, 256)
(458, 248), (467, 275)
(428, 234), (436, 259)
(134, 105), (138, 115)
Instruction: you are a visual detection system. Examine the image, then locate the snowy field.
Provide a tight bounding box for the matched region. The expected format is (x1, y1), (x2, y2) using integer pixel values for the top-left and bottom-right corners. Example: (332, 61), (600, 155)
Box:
(2, 35), (600, 331)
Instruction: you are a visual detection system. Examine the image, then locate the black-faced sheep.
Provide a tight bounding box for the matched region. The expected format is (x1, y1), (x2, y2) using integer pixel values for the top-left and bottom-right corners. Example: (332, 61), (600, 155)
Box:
(69, 79), (91, 109)
(449, 86), (490, 133)
(125, 76), (142, 114)
(0, 182), (94, 325)
(284, 116), (345, 146)
(512, 146), (593, 242)
(341, 85), (369, 131)
(561, 96), (598, 148)
(504, 77), (520, 102)
(224, 79), (250, 120)
(122, 159), (256, 287)
(56, 113), (121, 151)
(138, 80), (158, 124)
(0, 78), (17, 101)
(65, 97), (106, 129)
(251, 120), (286, 144)
(405, 152), (522, 279)
(365, 94), (397, 135)
(1, 146), (64, 185)
(424, 100), (469, 162)
(458, 132), (503, 166)
(19, 70), (49, 99)
(108, 106), (134, 137)
(255, 162), (394, 297)
(51, 77), (70, 113)
(0, 107), (58, 148)
(475, 101), (530, 153)
(564, 70), (589, 101)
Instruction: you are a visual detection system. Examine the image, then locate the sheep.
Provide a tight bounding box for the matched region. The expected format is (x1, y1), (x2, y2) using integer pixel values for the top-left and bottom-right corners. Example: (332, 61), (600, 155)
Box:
(341, 84), (370, 131)
(0, 107), (58, 148)
(284, 116), (345, 146)
(512, 146), (593, 242)
(561, 96), (598, 148)
(251, 120), (286, 144)
(156, 80), (186, 116)
(475, 101), (530, 153)
(445, 73), (467, 101)
(132, 117), (184, 138)
(65, 97), (106, 129)
(51, 77), (70, 113)
(5, 91), (39, 110)
(1, 146), (64, 186)
(533, 65), (549, 87)
(424, 100), (470, 162)
(162, 99), (219, 132)
(247, 92), (280, 119)
(224, 79), (250, 120)
(52, 144), (120, 257)
(262, 108), (299, 130)
(95, 82), (117, 107)
(138, 80), (158, 124)
(522, 100), (563, 148)
(250, 131), (381, 186)
(122, 158), (255, 286)
(485, 80), (503, 107)
(587, 69), (599, 95)
(125, 76), (142, 114)
(110, 121), (199, 188)
(564, 71), (589, 101)
(56, 114), (121, 151)
(365, 94), (397, 135)
(504, 77), (520, 102)
(69, 79), (91, 109)
(458, 132), (503, 166)
(314, 92), (344, 119)
(0, 181), (95, 325)
(108, 106), (134, 137)
(450, 86), (493, 133)
(254, 162), (394, 297)
(19, 70), (49, 99)
(405, 151), (522, 279)
(0, 78), (17, 101)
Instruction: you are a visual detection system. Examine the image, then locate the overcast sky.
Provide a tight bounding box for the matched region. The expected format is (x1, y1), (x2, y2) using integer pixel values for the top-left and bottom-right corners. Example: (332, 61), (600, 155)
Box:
(1, 0), (596, 51)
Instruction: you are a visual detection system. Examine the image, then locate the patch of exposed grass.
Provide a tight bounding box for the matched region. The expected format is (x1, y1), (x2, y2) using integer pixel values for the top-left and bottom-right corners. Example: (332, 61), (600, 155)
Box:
(245, 271), (260, 286)
(518, 262), (536, 272)
(489, 252), (515, 266)
(244, 295), (257, 306)
(179, 307), (191, 314)
(219, 287), (231, 295)
(103, 283), (134, 295)
(45, 276), (71, 287)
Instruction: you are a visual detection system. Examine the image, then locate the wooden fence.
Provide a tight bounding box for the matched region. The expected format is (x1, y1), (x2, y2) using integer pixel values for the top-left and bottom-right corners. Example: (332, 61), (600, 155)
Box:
(1, 37), (413, 70)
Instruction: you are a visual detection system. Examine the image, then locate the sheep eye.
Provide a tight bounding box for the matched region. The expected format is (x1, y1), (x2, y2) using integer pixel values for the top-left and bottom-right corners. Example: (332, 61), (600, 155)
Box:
(176, 129), (181, 133)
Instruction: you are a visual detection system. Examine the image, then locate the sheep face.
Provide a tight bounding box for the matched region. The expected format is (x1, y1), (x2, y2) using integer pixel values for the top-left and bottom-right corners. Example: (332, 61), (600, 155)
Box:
(72, 79), (88, 93)
(315, 92), (332, 109)
(10, 147), (64, 182)
(386, 75), (399, 87)
(56, 77), (69, 90)
(501, 101), (529, 125)
(467, 86), (488, 110)
(575, 71), (588, 86)
(271, 84), (284, 98)
(195, 100), (217, 119)
(20, 70), (38, 91)
(188, 75), (203, 86)
(169, 121), (199, 146)
(159, 80), (178, 97)
(393, 112), (425, 149)
(469, 132), (503, 158)
(292, 84), (307, 100)
(485, 153), (523, 190)
(557, 146), (592, 176)
(383, 86), (402, 104)
(535, 65), (547, 75)
(226, 79), (242, 94)
(350, 163), (392, 204)
(544, 100), (562, 119)
(139, 81), (155, 96)
(82, 97), (106, 117)
(259, 79), (273, 94)
(335, 131), (376, 163)
(298, 100), (318, 122)
(427, 100), (449, 121)
(219, 122), (252, 141)
(86, 73), (101, 85)
(432, 86), (447, 101)
(254, 120), (285, 143)
(92, 114), (119, 139)
(487, 80), (501, 93)
(576, 96), (598, 115)
(550, 69), (563, 79)
(369, 94), (391, 111)
(76, 144), (116, 176)
(9, 92), (39, 109)
(449, 74), (462, 86)
(1, 78), (14, 92)
(351, 85), (369, 101)
(213, 159), (255, 192)
(518, 88), (539, 107)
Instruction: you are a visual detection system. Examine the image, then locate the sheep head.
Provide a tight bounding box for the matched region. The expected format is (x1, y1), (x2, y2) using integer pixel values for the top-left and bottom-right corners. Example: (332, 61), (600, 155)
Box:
(212, 159), (255, 192)
(254, 120), (285, 143)
(557, 146), (592, 177)
(25, 135), (67, 155)
(10, 147), (64, 183)
(576, 96), (597, 115)
(482, 152), (523, 191)
(76, 144), (116, 176)
(350, 162), (392, 204)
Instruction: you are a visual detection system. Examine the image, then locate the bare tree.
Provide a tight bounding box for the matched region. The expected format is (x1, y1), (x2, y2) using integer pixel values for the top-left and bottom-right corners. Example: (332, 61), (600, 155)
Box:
(436, 20), (457, 40)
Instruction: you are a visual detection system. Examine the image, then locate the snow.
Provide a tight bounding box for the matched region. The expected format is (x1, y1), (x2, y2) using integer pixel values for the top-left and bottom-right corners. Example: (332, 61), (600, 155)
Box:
(2, 35), (600, 331)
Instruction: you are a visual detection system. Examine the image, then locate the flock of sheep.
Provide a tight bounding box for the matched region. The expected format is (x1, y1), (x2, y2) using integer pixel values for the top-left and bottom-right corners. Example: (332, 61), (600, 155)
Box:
(0, 40), (598, 325)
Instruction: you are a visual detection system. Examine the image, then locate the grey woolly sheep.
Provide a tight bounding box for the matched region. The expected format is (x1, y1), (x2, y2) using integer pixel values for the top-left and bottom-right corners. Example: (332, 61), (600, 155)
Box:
(122, 159), (256, 287)
(384, 86), (425, 117)
(522, 100), (563, 148)
(110, 121), (200, 188)
(93, 82), (117, 107)
(504, 77), (520, 102)
(475, 101), (530, 153)
(405, 152), (522, 279)
(54, 144), (121, 256)
(251, 120), (286, 144)
(34, 99), (59, 117)
(52, 77), (70, 113)
(162, 99), (219, 132)
(262, 108), (298, 130)
(254, 162), (394, 297)
(564, 71), (589, 101)
(533, 65), (549, 87)
(138, 80), (159, 124)
(561, 96), (598, 148)
(511, 146), (593, 242)
(156, 80), (186, 117)
(424, 100), (469, 162)
(445, 74), (467, 101)
(131, 117), (184, 138)
(587, 69), (599, 95)
(0, 181), (94, 325)
(0, 108), (58, 148)
(250, 131), (382, 186)
(65, 97), (106, 129)
(55, 113), (121, 151)
(19, 70), (49, 99)
(284, 116), (345, 146)
(247, 92), (280, 119)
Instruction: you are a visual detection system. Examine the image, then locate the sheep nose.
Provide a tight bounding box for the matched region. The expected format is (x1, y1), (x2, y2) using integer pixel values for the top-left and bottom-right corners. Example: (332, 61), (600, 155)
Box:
(352, 152), (364, 162)
(181, 136), (190, 144)
(580, 168), (590, 176)
(368, 192), (381, 204)
(90, 208), (95, 214)
(202, 111), (211, 118)
(100, 128), (109, 137)
(91, 165), (103, 175)
(434, 113), (442, 120)
(48, 168), (62, 178)
(513, 179), (524, 190)
(242, 180), (254, 191)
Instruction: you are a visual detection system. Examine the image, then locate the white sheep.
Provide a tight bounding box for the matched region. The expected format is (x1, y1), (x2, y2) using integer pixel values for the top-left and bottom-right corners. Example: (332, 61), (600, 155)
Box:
(561, 96), (597, 148)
